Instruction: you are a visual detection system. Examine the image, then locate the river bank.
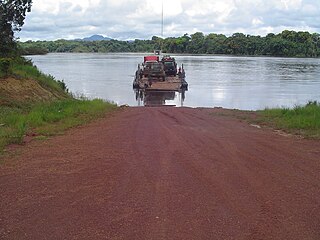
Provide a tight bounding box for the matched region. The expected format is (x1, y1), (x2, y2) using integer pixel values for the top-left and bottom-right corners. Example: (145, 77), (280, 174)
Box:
(211, 104), (320, 139)
(0, 58), (116, 153)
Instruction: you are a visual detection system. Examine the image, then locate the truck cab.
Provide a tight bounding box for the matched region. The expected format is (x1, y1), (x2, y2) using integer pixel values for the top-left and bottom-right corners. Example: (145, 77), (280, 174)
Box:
(161, 56), (177, 76)
(141, 56), (165, 81)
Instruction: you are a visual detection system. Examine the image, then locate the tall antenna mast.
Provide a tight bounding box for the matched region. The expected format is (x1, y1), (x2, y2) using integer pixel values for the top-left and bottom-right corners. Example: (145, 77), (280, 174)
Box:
(161, 0), (164, 38)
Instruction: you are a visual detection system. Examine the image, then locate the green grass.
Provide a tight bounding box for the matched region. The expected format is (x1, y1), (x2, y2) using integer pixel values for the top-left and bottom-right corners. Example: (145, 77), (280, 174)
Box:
(1, 57), (68, 97)
(258, 101), (320, 138)
(10, 58), (68, 95)
(0, 57), (117, 153)
(0, 99), (117, 152)
(0, 57), (119, 154)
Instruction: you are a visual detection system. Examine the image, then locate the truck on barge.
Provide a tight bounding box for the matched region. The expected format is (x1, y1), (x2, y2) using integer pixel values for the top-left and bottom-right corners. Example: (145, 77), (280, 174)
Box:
(133, 54), (188, 91)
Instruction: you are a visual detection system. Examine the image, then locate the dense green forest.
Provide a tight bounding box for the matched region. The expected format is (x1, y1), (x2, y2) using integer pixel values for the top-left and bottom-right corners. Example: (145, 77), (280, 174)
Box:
(19, 30), (320, 58)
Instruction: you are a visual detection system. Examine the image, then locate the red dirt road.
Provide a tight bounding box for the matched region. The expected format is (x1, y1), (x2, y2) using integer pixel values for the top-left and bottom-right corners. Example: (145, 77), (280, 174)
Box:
(0, 107), (320, 239)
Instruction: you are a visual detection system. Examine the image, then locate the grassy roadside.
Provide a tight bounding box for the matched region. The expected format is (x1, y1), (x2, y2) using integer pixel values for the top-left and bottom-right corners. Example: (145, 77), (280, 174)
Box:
(0, 99), (116, 152)
(257, 101), (320, 138)
(0, 57), (69, 107)
(0, 57), (117, 153)
(210, 102), (320, 139)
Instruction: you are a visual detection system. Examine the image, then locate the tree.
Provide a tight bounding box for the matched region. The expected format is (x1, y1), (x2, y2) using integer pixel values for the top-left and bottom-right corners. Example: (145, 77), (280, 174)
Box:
(0, 0), (32, 57)
(187, 32), (205, 53)
(204, 33), (227, 54)
(226, 33), (248, 55)
(174, 34), (190, 53)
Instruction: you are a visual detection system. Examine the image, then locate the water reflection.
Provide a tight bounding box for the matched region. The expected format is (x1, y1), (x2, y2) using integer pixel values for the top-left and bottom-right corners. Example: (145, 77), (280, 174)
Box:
(135, 90), (186, 107)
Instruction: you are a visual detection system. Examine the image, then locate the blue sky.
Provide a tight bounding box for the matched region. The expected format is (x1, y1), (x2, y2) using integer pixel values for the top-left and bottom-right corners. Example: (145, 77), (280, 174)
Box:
(17, 0), (320, 41)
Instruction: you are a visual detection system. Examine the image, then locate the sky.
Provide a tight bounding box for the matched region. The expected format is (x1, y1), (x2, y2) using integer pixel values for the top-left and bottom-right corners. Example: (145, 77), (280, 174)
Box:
(17, 0), (320, 41)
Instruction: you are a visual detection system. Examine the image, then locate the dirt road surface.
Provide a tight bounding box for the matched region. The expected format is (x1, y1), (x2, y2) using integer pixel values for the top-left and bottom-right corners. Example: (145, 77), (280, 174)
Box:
(1, 107), (319, 239)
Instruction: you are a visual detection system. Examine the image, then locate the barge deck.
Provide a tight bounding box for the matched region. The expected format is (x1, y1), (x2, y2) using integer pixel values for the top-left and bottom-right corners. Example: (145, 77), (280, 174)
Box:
(134, 76), (187, 91)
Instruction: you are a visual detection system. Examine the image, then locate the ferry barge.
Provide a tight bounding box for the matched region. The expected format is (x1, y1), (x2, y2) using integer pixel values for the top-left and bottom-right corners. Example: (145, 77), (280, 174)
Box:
(133, 54), (188, 91)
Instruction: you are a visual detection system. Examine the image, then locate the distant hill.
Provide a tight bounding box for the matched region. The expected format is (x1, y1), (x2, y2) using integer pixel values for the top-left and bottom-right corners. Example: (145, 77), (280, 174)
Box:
(75, 35), (112, 41)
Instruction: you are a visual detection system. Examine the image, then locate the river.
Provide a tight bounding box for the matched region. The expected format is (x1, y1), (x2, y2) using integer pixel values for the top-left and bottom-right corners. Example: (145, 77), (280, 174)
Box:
(27, 53), (320, 110)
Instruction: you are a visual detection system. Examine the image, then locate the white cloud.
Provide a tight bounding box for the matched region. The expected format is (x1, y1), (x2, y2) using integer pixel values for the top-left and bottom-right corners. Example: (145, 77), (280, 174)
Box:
(17, 0), (320, 41)
(129, 0), (182, 18)
(278, 0), (302, 10)
(252, 18), (263, 27)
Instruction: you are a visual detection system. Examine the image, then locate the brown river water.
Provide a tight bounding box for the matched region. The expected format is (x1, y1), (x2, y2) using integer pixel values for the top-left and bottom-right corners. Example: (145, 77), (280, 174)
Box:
(27, 53), (320, 110)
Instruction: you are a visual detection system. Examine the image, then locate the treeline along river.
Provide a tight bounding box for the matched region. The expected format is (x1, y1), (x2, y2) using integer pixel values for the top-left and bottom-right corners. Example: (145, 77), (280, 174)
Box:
(20, 31), (320, 58)
(27, 53), (320, 110)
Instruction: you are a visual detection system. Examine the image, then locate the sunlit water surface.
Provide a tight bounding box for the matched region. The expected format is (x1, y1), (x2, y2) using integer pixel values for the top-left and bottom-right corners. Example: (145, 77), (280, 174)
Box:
(27, 53), (320, 110)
